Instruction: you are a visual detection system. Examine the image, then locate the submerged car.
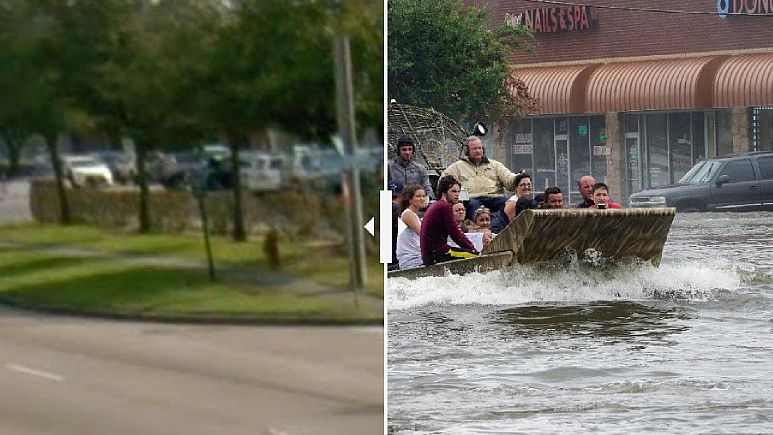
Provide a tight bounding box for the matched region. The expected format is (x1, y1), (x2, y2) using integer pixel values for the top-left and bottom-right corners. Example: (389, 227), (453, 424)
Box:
(629, 151), (773, 212)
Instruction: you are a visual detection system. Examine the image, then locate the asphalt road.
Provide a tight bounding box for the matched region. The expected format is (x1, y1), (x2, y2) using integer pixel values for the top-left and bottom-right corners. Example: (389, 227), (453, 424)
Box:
(0, 307), (383, 434)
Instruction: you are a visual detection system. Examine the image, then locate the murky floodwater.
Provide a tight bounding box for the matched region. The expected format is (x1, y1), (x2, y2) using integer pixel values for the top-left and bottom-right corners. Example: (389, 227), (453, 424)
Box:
(387, 212), (773, 434)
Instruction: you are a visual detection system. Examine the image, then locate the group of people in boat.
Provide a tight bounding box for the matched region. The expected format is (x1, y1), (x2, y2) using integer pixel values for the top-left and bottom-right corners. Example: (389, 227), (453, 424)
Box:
(388, 135), (622, 270)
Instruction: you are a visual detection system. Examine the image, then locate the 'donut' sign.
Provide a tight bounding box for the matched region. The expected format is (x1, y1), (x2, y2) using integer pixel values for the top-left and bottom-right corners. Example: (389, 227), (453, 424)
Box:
(505, 6), (594, 33)
(717, 0), (773, 19)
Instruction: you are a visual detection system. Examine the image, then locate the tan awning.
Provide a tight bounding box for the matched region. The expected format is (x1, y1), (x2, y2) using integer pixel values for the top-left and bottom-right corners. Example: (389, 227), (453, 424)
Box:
(713, 53), (773, 108)
(513, 54), (773, 114)
(585, 57), (723, 113)
(513, 64), (599, 115)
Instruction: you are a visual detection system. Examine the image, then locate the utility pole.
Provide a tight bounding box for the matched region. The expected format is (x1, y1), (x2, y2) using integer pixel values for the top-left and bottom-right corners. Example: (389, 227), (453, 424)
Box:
(333, 36), (367, 295)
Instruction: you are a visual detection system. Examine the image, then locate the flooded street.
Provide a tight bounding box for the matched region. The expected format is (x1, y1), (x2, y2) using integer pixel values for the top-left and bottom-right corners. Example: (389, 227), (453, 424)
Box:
(387, 212), (773, 433)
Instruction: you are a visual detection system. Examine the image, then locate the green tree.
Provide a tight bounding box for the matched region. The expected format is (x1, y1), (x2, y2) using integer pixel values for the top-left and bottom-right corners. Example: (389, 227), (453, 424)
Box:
(0, 0), (95, 223)
(388, 0), (535, 123)
(196, 0), (382, 241)
(86, 0), (218, 233)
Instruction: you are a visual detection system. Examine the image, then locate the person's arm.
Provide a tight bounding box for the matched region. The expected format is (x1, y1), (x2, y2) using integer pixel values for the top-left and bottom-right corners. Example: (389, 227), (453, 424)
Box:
(503, 199), (517, 221)
(494, 161), (517, 191)
(401, 210), (421, 234)
(442, 205), (477, 252)
(387, 159), (397, 185)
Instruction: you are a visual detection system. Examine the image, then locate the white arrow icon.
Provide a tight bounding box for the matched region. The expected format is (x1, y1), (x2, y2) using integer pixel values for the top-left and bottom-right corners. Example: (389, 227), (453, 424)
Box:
(364, 217), (375, 236)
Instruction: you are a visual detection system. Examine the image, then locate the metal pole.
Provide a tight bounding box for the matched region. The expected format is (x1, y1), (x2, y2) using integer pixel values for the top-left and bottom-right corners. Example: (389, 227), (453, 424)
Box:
(197, 195), (216, 282)
(333, 36), (367, 294)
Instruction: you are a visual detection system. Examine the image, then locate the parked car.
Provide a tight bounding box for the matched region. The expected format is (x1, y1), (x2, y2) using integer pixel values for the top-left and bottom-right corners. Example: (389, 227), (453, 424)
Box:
(60, 155), (114, 188)
(94, 151), (136, 184)
(151, 151), (203, 188)
(239, 152), (284, 192)
(629, 151), (773, 212)
(202, 144), (230, 160)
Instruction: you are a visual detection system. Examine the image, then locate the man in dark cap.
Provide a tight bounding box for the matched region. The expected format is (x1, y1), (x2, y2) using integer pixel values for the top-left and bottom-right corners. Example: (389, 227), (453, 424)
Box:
(388, 136), (435, 200)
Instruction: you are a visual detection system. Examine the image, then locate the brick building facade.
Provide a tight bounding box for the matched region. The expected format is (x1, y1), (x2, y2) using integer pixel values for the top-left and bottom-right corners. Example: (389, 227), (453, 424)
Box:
(470, 0), (773, 204)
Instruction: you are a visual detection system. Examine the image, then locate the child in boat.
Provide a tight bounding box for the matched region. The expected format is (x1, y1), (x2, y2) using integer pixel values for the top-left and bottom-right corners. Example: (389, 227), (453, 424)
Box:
(470, 205), (493, 247)
(590, 182), (623, 209)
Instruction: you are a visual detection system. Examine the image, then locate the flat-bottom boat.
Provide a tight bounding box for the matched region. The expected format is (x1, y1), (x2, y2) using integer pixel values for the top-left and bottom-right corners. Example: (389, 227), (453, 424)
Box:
(388, 207), (676, 279)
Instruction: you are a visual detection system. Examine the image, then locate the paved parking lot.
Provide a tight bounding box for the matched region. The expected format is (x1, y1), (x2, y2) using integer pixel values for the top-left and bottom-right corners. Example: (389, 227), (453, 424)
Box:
(0, 179), (31, 224)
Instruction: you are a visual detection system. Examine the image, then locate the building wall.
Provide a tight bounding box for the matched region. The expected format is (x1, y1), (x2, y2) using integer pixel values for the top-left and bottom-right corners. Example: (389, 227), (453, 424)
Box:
(472, 0), (773, 65)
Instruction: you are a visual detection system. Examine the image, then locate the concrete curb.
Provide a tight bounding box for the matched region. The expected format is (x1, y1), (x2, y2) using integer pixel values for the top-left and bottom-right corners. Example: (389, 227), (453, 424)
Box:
(0, 296), (384, 327)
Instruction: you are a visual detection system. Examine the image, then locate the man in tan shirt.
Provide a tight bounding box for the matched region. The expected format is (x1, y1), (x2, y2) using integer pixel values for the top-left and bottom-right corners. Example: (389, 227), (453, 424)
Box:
(441, 136), (518, 220)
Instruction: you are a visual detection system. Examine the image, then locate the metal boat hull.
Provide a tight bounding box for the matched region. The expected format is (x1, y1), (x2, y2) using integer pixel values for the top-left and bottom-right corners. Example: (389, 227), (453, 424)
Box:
(388, 208), (676, 279)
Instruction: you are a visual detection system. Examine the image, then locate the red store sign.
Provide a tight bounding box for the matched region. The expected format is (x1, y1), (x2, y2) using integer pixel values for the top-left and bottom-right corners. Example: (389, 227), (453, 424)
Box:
(505, 6), (594, 33)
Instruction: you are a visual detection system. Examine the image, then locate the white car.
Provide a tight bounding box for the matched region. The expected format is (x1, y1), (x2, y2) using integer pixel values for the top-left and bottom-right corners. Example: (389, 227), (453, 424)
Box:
(61, 155), (114, 187)
(239, 152), (283, 192)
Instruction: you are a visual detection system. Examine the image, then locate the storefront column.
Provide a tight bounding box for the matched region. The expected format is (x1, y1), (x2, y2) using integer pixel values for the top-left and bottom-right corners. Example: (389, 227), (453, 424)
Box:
(731, 107), (751, 154)
(604, 112), (626, 202)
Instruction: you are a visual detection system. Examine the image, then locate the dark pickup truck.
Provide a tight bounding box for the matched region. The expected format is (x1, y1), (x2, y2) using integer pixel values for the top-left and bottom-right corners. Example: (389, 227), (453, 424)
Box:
(629, 151), (773, 212)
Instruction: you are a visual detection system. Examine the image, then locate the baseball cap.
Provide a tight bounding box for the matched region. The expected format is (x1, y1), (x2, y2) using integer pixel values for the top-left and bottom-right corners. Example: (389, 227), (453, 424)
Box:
(389, 180), (404, 196)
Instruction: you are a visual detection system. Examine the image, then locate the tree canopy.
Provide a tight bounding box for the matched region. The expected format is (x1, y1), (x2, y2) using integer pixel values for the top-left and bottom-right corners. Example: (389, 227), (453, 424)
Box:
(388, 0), (535, 123)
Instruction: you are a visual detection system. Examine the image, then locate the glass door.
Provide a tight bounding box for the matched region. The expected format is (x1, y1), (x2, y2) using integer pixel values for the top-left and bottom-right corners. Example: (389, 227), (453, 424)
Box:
(554, 134), (570, 199)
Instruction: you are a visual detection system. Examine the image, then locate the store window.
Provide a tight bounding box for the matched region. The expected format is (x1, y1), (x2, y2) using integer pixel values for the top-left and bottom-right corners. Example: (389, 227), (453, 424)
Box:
(590, 115), (608, 184)
(569, 117), (591, 199)
(751, 107), (773, 152)
(646, 113), (669, 187)
(705, 111), (717, 158)
(510, 119), (534, 176)
(624, 114), (642, 195)
(532, 118), (554, 187)
(511, 115), (607, 201)
(692, 112), (707, 163)
(669, 112), (692, 183)
(716, 110), (733, 156)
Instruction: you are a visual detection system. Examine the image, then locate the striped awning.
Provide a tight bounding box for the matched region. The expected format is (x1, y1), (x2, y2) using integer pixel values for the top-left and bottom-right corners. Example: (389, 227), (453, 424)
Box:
(512, 53), (773, 114)
(713, 53), (773, 108)
(512, 64), (598, 115)
(585, 57), (721, 113)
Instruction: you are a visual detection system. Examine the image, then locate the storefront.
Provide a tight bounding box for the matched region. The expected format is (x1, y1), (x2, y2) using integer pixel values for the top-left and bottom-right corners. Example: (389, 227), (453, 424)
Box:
(477, 0), (773, 202)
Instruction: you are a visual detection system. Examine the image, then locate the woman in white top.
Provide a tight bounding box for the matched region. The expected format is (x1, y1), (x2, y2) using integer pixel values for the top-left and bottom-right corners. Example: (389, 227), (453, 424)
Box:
(396, 184), (428, 270)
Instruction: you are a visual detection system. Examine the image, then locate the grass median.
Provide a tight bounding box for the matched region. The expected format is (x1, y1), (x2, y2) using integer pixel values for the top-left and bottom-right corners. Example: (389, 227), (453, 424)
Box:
(0, 223), (383, 323)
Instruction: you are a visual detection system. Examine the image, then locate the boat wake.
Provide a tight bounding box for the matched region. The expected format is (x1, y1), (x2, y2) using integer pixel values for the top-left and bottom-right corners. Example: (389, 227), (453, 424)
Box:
(387, 258), (745, 310)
